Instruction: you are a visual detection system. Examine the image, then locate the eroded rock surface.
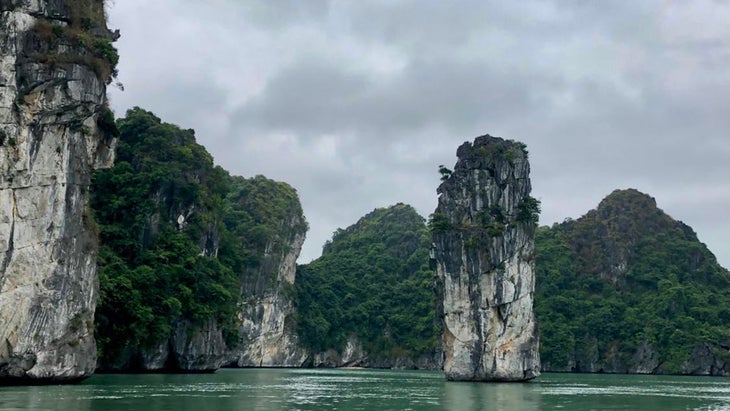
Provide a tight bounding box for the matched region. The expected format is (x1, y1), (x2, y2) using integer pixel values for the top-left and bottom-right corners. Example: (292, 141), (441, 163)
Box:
(231, 212), (308, 367)
(0, 0), (115, 383)
(432, 135), (540, 381)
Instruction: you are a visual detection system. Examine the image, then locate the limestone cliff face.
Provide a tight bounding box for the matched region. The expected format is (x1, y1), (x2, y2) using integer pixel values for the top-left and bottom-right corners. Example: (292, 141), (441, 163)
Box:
(0, 0), (115, 382)
(682, 343), (728, 376)
(432, 135), (540, 381)
(106, 206), (308, 372)
(231, 212), (308, 367)
(103, 319), (228, 373)
(107, 191), (308, 371)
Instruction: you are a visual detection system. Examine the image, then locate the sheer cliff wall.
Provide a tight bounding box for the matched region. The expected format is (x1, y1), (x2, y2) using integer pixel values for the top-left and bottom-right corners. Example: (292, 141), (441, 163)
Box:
(0, 0), (116, 382)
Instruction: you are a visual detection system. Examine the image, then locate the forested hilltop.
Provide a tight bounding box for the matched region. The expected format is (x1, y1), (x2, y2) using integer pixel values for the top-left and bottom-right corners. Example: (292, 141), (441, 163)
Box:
(296, 204), (442, 369)
(91, 108), (307, 371)
(535, 189), (730, 375)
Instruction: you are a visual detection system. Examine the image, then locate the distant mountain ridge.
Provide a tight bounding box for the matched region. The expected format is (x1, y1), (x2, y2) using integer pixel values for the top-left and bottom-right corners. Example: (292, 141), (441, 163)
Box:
(535, 189), (730, 375)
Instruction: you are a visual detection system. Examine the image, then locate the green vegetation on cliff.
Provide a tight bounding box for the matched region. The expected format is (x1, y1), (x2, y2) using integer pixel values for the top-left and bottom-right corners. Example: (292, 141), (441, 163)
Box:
(92, 114), (727, 374)
(295, 204), (440, 362)
(535, 189), (730, 373)
(91, 108), (306, 366)
(22, 0), (120, 83)
(224, 175), (308, 285)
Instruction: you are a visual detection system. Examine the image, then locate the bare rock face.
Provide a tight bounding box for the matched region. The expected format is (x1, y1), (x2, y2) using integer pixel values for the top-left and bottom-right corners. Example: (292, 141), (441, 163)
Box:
(0, 0), (115, 382)
(629, 341), (661, 374)
(99, 319), (228, 373)
(311, 336), (368, 368)
(682, 343), (729, 376)
(231, 213), (308, 367)
(171, 319), (229, 372)
(309, 336), (443, 370)
(432, 135), (540, 381)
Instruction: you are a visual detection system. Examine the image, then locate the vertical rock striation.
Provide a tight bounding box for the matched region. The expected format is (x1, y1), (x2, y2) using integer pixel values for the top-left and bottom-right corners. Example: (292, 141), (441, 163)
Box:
(432, 135), (540, 381)
(0, 0), (116, 382)
(232, 211), (308, 367)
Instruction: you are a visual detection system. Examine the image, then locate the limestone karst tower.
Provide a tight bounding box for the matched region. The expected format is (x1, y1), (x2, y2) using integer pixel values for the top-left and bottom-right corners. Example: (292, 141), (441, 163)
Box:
(0, 0), (116, 382)
(432, 135), (540, 381)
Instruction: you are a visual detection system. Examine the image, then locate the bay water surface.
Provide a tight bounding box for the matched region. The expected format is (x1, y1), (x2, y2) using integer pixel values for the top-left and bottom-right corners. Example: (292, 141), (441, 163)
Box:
(1, 368), (729, 410)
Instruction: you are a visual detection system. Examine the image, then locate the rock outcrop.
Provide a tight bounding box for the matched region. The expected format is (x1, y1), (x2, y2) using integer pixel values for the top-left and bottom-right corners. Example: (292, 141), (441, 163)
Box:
(432, 135), (540, 381)
(309, 335), (443, 370)
(92, 108), (242, 373)
(100, 319), (228, 373)
(91, 110), (309, 373)
(0, 0), (116, 382)
(230, 208), (308, 367)
(682, 343), (729, 376)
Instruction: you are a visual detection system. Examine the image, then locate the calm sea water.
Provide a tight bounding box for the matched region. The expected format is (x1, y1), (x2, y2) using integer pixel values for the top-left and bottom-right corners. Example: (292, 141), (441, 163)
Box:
(1, 369), (729, 411)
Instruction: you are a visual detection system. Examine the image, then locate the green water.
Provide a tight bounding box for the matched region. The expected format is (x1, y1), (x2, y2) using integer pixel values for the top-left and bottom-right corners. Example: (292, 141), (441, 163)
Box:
(1, 369), (729, 410)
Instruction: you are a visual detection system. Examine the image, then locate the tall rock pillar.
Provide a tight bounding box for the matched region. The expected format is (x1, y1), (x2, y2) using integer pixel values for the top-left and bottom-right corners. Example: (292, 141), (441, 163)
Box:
(0, 0), (116, 382)
(432, 135), (540, 381)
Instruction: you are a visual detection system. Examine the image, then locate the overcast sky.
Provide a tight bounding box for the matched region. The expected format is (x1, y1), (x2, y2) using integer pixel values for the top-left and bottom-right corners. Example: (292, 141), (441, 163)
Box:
(106, 1), (730, 268)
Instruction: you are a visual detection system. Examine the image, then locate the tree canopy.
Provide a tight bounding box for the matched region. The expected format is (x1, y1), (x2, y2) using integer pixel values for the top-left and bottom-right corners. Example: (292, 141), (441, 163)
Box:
(91, 108), (306, 366)
(535, 189), (730, 373)
(295, 203), (440, 361)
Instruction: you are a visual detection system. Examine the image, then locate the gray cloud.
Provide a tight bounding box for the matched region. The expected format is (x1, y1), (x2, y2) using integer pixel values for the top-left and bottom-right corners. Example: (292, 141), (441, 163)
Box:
(231, 57), (561, 139)
(107, 0), (730, 267)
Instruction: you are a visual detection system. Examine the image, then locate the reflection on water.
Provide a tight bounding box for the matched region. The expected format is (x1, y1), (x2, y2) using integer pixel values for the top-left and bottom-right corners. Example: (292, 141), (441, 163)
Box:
(537, 373), (730, 411)
(281, 369), (443, 410)
(0, 370), (729, 411)
(443, 380), (541, 411)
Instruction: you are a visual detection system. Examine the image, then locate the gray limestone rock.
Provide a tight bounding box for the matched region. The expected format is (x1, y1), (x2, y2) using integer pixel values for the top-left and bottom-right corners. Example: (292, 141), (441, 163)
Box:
(171, 319), (228, 372)
(682, 343), (729, 376)
(308, 336), (443, 370)
(311, 336), (368, 368)
(432, 135), (540, 381)
(0, 1), (115, 383)
(230, 213), (309, 367)
(628, 341), (660, 374)
(97, 320), (228, 373)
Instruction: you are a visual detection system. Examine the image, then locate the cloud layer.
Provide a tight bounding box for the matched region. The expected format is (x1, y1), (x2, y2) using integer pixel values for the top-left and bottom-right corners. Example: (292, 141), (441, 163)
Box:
(107, 0), (730, 267)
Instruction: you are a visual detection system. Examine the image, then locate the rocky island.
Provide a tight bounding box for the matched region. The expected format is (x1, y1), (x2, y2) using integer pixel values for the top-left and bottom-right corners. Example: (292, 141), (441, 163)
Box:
(431, 135), (541, 381)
